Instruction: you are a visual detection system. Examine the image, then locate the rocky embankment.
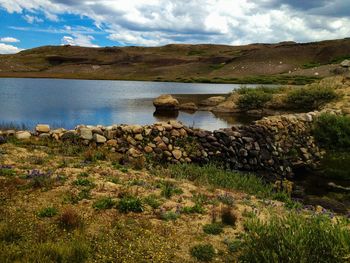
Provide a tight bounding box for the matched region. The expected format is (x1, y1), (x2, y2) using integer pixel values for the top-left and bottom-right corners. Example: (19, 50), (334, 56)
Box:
(0, 109), (341, 181)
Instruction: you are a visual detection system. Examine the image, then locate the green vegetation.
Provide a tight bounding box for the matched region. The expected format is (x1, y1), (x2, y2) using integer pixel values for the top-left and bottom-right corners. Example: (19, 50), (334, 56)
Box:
(319, 151), (350, 180)
(285, 85), (338, 110)
(313, 113), (350, 149)
(144, 194), (162, 209)
(117, 195), (144, 213)
(237, 88), (273, 110)
(160, 211), (180, 221)
(190, 244), (215, 262)
(160, 181), (183, 199)
(37, 206), (58, 218)
(302, 62), (321, 69)
(203, 223), (224, 235)
(181, 203), (205, 214)
(92, 197), (115, 210)
(239, 213), (350, 263)
(73, 178), (94, 187)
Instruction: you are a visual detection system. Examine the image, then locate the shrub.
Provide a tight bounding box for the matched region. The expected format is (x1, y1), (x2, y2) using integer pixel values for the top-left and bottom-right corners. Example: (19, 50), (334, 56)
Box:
(190, 244), (215, 262)
(38, 207), (58, 218)
(57, 208), (82, 230)
(92, 197), (115, 210)
(117, 195), (144, 213)
(144, 195), (162, 209)
(239, 213), (350, 262)
(160, 181), (183, 199)
(26, 169), (54, 189)
(0, 167), (16, 177)
(181, 203), (205, 214)
(73, 178), (94, 187)
(285, 85), (338, 110)
(237, 89), (273, 110)
(313, 113), (350, 149)
(217, 193), (235, 206)
(160, 211), (180, 221)
(203, 223), (224, 235)
(0, 223), (21, 243)
(221, 207), (237, 226)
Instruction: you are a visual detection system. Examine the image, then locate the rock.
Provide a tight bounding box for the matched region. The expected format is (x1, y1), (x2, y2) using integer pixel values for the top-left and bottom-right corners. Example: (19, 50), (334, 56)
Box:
(157, 142), (168, 151)
(199, 96), (226, 107)
(35, 124), (50, 133)
(153, 94), (179, 111)
(212, 101), (239, 113)
(132, 125), (143, 134)
(15, 131), (31, 140)
(78, 127), (93, 140)
(172, 149), (182, 160)
(170, 129), (180, 137)
(179, 102), (198, 111)
(93, 134), (107, 143)
(134, 134), (143, 141)
(169, 120), (183, 129)
(340, 59), (350, 67)
(106, 139), (118, 147)
(39, 133), (50, 138)
(127, 136), (137, 146)
(144, 146), (153, 153)
(128, 148), (142, 158)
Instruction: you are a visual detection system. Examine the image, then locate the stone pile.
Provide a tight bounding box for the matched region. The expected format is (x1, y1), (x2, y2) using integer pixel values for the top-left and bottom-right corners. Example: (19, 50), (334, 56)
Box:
(1, 110), (340, 179)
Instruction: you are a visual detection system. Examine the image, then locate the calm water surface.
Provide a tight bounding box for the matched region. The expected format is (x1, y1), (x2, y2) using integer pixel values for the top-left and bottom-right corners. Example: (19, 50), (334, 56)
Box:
(0, 78), (261, 130)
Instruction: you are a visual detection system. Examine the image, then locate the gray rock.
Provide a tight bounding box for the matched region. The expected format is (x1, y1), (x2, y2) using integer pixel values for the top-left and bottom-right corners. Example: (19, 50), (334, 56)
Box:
(15, 131), (31, 140)
(79, 127), (93, 140)
(93, 134), (107, 143)
(36, 124), (50, 133)
(153, 94), (179, 110)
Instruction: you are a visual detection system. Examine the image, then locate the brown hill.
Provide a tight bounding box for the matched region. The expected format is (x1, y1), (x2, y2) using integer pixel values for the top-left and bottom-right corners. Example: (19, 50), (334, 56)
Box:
(1, 38), (350, 84)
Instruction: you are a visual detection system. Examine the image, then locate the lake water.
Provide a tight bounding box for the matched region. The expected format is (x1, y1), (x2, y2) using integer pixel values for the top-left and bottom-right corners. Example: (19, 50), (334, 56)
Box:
(0, 78), (260, 131)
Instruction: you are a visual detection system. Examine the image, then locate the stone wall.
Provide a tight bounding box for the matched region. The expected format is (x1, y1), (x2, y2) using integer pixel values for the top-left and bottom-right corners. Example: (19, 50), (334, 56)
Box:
(0, 110), (340, 180)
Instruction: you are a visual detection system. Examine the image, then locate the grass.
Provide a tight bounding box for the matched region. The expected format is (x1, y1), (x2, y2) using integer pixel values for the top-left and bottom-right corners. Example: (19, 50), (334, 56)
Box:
(37, 206), (58, 218)
(160, 211), (180, 221)
(203, 223), (224, 235)
(239, 213), (350, 262)
(117, 195), (144, 213)
(237, 88), (273, 110)
(92, 197), (116, 210)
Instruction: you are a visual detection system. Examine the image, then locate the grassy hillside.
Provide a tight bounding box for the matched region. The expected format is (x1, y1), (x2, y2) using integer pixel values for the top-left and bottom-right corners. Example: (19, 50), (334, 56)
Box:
(1, 39), (350, 84)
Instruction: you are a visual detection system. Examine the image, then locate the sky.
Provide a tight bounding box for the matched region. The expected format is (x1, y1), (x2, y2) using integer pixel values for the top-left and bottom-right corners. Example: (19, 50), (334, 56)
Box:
(0, 0), (349, 54)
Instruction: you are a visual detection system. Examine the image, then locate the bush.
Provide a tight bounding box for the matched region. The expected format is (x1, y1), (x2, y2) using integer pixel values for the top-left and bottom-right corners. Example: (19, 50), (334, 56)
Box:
(221, 207), (237, 226)
(57, 209), (82, 230)
(144, 195), (162, 209)
(117, 195), (144, 213)
(181, 203), (205, 214)
(159, 211), (179, 221)
(203, 223), (224, 235)
(92, 197), (115, 210)
(190, 244), (215, 262)
(237, 89), (273, 110)
(313, 113), (350, 149)
(239, 213), (350, 262)
(38, 207), (58, 218)
(285, 85), (338, 110)
(160, 181), (183, 199)
(73, 178), (94, 187)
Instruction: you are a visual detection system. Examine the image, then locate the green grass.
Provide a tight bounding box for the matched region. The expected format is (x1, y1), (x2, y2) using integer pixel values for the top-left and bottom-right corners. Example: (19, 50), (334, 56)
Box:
(92, 197), (115, 210)
(73, 178), (94, 187)
(302, 62), (321, 69)
(160, 211), (180, 221)
(237, 88), (273, 110)
(156, 164), (289, 201)
(117, 195), (144, 213)
(37, 207), (58, 218)
(239, 213), (350, 263)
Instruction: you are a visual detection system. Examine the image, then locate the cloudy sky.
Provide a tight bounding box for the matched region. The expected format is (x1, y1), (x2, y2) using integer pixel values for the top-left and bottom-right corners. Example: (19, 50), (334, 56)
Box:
(0, 0), (349, 54)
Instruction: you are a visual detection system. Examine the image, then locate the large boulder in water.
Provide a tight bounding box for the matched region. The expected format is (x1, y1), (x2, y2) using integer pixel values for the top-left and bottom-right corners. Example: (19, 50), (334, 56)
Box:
(199, 96), (226, 107)
(153, 94), (179, 111)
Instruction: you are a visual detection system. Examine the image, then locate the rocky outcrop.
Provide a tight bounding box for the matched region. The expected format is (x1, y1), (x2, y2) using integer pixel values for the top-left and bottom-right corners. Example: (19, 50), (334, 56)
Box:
(2, 110), (340, 180)
(153, 94), (179, 111)
(179, 102), (198, 111)
(340, 59), (350, 68)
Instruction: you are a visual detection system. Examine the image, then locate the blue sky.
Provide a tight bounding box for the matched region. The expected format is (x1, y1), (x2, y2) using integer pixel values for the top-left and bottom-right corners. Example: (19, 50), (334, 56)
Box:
(0, 0), (349, 54)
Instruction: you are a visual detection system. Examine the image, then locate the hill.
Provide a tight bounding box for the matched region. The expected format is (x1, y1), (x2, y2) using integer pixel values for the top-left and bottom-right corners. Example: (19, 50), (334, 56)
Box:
(1, 38), (350, 84)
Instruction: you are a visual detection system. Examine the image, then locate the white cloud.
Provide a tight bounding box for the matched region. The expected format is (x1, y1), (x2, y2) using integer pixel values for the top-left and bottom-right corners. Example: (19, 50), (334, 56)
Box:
(0, 0), (350, 46)
(0, 43), (23, 54)
(61, 34), (99, 47)
(23, 14), (43, 24)
(0, 37), (20, 43)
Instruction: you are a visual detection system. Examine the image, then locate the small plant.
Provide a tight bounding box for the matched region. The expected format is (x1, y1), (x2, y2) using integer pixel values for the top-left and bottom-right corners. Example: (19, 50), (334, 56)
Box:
(73, 178), (94, 187)
(182, 203), (205, 214)
(160, 211), (180, 221)
(117, 195), (144, 213)
(160, 181), (183, 199)
(57, 208), (82, 230)
(113, 163), (129, 173)
(26, 169), (54, 189)
(217, 193), (235, 206)
(190, 244), (215, 262)
(221, 207), (237, 226)
(92, 197), (115, 210)
(0, 223), (21, 243)
(144, 195), (162, 209)
(203, 222), (224, 235)
(224, 239), (242, 253)
(78, 172), (89, 177)
(38, 206), (58, 218)
(0, 166), (16, 177)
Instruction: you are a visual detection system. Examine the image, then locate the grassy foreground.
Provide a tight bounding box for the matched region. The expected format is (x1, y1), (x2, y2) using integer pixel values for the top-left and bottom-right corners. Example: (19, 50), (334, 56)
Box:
(0, 138), (349, 262)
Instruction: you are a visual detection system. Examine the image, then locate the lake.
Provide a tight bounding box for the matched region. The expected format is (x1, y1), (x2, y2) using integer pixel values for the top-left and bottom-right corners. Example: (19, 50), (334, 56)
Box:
(0, 78), (260, 131)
